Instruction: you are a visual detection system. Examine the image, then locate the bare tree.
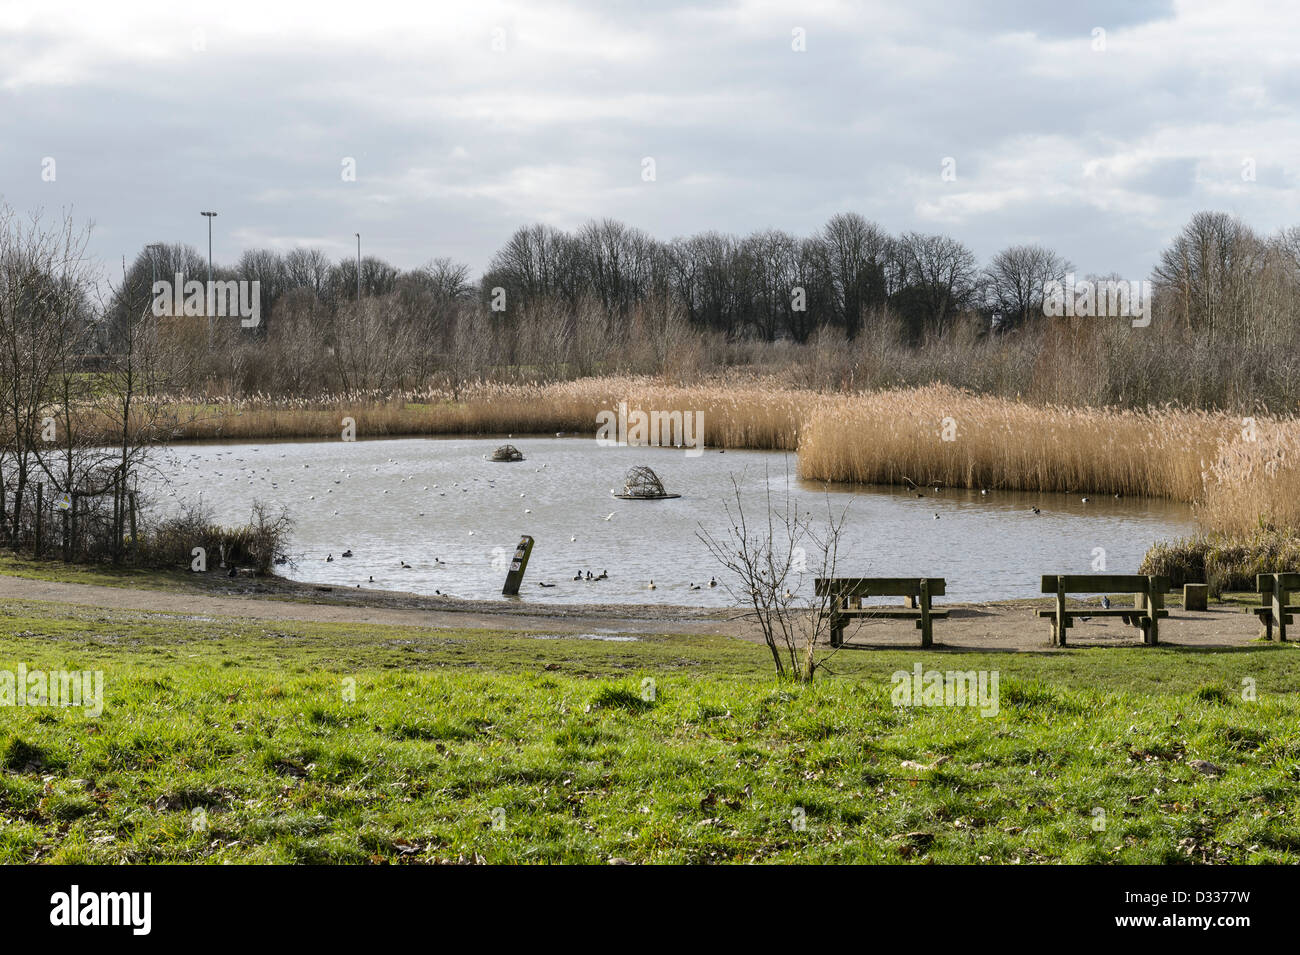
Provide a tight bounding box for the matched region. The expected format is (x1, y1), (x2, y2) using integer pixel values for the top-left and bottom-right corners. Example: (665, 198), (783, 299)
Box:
(821, 213), (890, 339)
(698, 468), (854, 683)
(893, 232), (980, 339)
(1152, 211), (1263, 342)
(984, 244), (1072, 328)
(0, 205), (95, 547)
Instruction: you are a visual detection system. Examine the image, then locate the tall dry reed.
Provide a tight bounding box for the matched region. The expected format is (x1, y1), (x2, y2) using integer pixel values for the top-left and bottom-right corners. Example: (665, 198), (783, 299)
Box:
(798, 384), (1238, 503)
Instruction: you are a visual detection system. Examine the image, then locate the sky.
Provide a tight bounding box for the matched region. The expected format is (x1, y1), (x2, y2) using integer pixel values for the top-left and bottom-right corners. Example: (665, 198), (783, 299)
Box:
(2, 0), (1299, 281)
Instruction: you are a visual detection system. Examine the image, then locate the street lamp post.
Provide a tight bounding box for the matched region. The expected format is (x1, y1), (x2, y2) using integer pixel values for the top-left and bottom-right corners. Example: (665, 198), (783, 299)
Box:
(201, 211), (217, 347)
(145, 243), (164, 289)
(144, 243), (165, 376)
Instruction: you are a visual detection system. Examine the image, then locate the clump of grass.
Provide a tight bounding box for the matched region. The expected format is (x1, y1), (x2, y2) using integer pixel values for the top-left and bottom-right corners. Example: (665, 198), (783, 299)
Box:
(0, 736), (49, 772)
(589, 683), (656, 712)
(1142, 529), (1300, 593)
(1193, 684), (1233, 705)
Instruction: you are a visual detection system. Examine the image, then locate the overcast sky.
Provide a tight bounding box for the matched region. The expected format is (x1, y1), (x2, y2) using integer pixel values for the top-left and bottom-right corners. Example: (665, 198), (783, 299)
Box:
(2, 0), (1298, 280)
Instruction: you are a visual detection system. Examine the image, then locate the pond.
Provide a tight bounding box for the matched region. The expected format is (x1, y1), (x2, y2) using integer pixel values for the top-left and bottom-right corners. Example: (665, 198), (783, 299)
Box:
(147, 436), (1198, 607)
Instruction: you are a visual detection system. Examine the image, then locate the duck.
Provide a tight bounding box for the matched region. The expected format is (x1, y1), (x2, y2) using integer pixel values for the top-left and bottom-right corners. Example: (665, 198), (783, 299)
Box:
(538, 581), (556, 588)
(709, 577), (717, 587)
(400, 560), (412, 569)
(573, 571), (583, 581)
(648, 580), (656, 590)
(1031, 507), (1041, 515)
(325, 554), (334, 562)
(341, 549), (353, 558)
(596, 570), (608, 580)
(689, 583), (701, 591)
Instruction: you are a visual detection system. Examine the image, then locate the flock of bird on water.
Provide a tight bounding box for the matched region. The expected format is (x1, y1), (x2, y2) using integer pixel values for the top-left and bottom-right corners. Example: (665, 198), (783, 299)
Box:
(900, 477), (1120, 520)
(160, 445), (1123, 599)
(161, 446), (723, 595)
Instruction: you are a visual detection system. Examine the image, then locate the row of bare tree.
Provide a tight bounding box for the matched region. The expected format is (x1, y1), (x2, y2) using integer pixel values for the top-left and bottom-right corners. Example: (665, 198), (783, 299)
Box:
(22, 204), (1300, 412)
(0, 204), (186, 558)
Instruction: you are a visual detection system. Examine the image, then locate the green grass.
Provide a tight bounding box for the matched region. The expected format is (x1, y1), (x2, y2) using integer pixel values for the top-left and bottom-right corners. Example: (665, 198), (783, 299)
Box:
(0, 555), (203, 592)
(1, 599), (1299, 864)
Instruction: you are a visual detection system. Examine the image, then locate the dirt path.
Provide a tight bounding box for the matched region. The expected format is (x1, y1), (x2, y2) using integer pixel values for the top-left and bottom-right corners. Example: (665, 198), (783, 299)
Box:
(0, 575), (744, 637)
(0, 573), (1279, 651)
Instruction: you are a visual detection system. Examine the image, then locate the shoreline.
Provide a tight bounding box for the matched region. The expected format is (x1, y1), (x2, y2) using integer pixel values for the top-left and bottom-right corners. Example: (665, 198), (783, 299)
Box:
(0, 565), (1267, 652)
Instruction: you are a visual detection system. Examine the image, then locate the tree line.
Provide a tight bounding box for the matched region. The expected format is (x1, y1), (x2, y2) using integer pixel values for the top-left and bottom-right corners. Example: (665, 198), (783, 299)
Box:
(18, 203), (1300, 411)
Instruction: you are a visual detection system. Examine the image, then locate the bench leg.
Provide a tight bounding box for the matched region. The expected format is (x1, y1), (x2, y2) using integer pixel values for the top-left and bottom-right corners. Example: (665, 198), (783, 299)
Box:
(1054, 582), (1067, 647)
(918, 580), (933, 649)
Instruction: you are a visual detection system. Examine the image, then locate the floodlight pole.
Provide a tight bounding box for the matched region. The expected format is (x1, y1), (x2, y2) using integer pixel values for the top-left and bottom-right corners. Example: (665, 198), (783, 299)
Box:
(201, 211), (218, 347)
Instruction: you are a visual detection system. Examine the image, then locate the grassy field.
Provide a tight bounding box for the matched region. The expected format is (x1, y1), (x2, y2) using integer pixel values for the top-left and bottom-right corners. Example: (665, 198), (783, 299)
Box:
(1, 597), (1299, 864)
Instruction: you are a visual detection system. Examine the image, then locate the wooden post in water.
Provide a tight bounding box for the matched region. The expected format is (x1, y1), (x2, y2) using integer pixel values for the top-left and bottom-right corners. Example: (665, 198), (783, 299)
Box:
(502, 535), (535, 596)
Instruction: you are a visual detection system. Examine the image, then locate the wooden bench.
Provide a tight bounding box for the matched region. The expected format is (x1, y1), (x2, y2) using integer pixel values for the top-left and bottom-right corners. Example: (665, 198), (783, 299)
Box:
(815, 577), (947, 649)
(1037, 574), (1171, 646)
(1248, 573), (1299, 641)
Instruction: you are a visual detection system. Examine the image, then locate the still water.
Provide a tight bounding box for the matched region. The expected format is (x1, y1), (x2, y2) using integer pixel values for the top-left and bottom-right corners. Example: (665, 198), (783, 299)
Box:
(147, 436), (1197, 607)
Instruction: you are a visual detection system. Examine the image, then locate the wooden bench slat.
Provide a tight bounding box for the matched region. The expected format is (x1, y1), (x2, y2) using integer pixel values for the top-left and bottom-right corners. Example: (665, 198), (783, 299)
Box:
(1035, 608), (1142, 618)
(816, 577), (946, 597)
(1257, 572), (1300, 592)
(1040, 574), (1170, 594)
(825, 609), (950, 619)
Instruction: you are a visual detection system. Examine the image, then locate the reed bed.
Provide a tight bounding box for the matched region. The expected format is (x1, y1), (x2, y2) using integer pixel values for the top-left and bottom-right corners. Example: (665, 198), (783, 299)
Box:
(1197, 423), (1300, 536)
(797, 385), (1239, 503)
(71, 378), (813, 451)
